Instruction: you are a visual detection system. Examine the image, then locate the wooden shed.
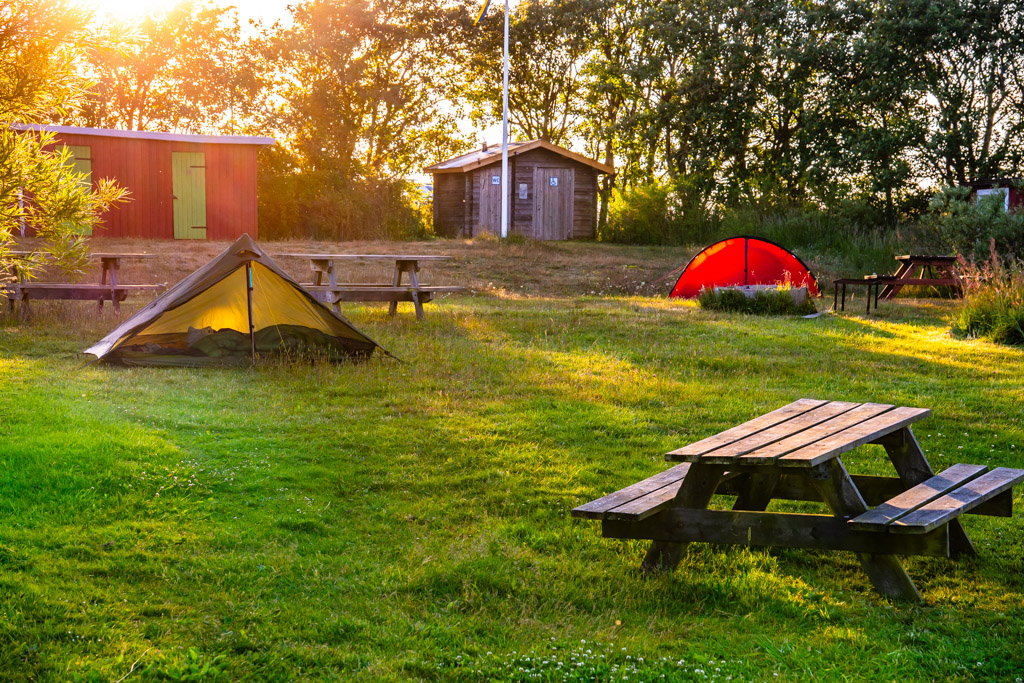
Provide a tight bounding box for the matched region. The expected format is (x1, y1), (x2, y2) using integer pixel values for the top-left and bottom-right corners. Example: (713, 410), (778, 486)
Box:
(19, 124), (275, 240)
(965, 178), (1023, 212)
(424, 140), (613, 240)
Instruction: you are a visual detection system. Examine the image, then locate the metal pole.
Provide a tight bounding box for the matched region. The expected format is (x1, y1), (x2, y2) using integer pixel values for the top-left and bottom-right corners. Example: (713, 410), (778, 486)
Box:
(500, 0), (509, 238)
(246, 262), (256, 366)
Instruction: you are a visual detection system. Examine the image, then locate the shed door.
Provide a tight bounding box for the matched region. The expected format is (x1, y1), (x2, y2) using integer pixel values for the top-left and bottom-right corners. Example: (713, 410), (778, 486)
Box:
(172, 152), (207, 239)
(475, 169), (503, 236)
(532, 167), (574, 240)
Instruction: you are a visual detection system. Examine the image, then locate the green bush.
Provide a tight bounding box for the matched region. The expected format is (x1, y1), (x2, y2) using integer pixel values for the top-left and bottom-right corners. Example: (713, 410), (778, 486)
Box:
(923, 185), (1024, 262)
(698, 287), (817, 315)
(258, 170), (430, 241)
(951, 252), (1024, 346)
(599, 182), (716, 245)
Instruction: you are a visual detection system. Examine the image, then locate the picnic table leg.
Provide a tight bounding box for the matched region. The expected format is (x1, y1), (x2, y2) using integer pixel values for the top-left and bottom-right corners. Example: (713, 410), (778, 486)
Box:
(109, 261), (121, 316)
(406, 261), (425, 321)
(388, 264), (403, 318)
(866, 283), (872, 315)
(641, 463), (725, 573)
(809, 459), (923, 602)
(327, 261), (341, 315)
(98, 261), (108, 311)
(880, 262), (912, 300)
(731, 472), (780, 511)
(841, 282), (846, 311)
(879, 428), (976, 558)
(833, 282), (838, 312)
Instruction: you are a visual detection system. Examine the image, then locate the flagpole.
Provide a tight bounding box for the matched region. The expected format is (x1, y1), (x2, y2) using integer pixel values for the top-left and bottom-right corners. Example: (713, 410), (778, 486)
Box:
(500, 0), (509, 238)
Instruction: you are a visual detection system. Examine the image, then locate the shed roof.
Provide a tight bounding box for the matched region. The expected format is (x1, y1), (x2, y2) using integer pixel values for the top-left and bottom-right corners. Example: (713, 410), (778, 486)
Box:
(13, 123), (275, 146)
(424, 139), (613, 174)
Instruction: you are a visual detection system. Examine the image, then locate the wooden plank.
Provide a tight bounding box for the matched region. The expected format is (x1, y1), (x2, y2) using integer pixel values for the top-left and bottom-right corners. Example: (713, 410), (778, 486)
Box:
(571, 464), (690, 520)
(847, 464), (988, 530)
(777, 407), (931, 468)
(732, 403), (893, 465)
(698, 401), (863, 464)
(602, 508), (950, 558)
(598, 470), (744, 522)
(890, 467), (1024, 534)
(665, 399), (829, 462)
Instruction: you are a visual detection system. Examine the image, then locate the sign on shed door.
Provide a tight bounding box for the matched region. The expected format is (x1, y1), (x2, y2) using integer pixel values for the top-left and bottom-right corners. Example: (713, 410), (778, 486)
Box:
(172, 152), (208, 239)
(532, 168), (573, 240)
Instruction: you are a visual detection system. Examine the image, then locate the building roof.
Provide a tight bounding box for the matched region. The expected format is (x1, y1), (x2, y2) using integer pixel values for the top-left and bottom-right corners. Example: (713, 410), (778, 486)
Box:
(13, 123), (275, 146)
(424, 139), (613, 174)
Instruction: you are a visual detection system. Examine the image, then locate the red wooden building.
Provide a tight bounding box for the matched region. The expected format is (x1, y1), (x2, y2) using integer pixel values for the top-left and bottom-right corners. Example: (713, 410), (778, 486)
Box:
(965, 178), (1023, 212)
(21, 124), (275, 240)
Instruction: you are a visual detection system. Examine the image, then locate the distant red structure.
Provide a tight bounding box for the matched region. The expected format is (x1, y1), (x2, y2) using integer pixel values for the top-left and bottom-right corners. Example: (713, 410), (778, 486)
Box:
(669, 236), (819, 299)
(965, 178), (1023, 212)
(18, 124), (275, 240)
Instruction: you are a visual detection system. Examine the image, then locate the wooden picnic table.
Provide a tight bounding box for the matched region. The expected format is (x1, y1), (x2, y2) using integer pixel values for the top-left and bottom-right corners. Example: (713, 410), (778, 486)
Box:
(276, 253), (465, 321)
(878, 254), (962, 300)
(573, 399), (1024, 602)
(5, 251), (163, 316)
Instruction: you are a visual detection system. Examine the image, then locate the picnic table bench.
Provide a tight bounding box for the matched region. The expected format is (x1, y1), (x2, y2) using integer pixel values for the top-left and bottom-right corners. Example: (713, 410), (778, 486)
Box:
(573, 399), (1024, 602)
(4, 252), (165, 317)
(277, 253), (466, 321)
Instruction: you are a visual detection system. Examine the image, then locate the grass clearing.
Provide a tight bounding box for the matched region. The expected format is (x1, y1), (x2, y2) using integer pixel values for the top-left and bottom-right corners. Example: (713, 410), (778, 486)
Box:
(1, 239), (1023, 681)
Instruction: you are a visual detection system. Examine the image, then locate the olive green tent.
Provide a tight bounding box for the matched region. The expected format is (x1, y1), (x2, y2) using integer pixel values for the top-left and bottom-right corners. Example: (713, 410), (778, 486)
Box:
(84, 234), (383, 366)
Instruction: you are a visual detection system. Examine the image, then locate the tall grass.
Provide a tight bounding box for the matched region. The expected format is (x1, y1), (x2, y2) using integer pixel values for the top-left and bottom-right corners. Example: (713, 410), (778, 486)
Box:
(951, 247), (1024, 346)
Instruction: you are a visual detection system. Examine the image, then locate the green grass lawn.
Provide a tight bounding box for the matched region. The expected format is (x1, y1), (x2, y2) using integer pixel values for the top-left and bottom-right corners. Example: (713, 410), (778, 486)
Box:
(1, 251), (1023, 681)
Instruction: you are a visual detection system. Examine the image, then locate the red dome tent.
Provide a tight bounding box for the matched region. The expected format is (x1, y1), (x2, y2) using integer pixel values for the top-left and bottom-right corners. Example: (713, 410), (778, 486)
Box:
(669, 236), (819, 299)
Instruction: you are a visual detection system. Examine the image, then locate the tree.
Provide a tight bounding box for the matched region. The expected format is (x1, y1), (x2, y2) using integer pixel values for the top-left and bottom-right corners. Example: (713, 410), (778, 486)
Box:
(466, 0), (594, 146)
(73, 1), (250, 133)
(1, 0), (124, 280)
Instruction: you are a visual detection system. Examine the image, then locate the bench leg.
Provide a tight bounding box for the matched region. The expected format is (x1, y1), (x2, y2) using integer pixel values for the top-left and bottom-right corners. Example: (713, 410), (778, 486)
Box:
(388, 266), (402, 318)
(809, 459), (923, 602)
(640, 463), (725, 574)
(408, 266), (425, 321)
(881, 428), (976, 558)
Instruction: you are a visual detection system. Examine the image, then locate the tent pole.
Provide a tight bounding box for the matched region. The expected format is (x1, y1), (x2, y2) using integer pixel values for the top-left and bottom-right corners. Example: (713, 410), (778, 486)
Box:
(245, 262), (256, 366)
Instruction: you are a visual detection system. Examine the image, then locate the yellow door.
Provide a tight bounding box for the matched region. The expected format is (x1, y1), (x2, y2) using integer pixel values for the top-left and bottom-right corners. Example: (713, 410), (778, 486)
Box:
(172, 152), (207, 239)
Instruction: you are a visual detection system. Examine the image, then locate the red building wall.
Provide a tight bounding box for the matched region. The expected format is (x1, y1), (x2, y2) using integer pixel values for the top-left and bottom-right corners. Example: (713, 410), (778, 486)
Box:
(51, 132), (263, 240)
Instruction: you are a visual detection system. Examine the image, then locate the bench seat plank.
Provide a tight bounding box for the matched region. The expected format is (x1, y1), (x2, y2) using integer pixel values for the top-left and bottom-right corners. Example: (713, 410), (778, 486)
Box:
(777, 406), (931, 468)
(666, 399), (828, 461)
(727, 403), (893, 465)
(696, 401), (864, 464)
(847, 464), (988, 530)
(571, 464), (690, 520)
(889, 467), (1024, 534)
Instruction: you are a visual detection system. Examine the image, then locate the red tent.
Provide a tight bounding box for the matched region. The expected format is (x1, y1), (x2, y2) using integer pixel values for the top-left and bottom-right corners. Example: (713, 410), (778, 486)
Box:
(669, 236), (819, 299)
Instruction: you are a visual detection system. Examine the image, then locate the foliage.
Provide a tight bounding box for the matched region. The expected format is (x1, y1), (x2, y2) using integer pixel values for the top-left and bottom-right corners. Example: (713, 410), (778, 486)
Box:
(74, 1), (250, 133)
(257, 164), (430, 240)
(923, 185), (1024, 261)
(0, 0), (125, 280)
(698, 286), (817, 315)
(951, 249), (1024, 345)
(466, 0), (594, 146)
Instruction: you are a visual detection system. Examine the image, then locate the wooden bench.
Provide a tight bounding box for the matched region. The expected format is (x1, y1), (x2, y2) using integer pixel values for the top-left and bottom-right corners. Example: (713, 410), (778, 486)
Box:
(849, 464), (1024, 533)
(5, 283), (166, 316)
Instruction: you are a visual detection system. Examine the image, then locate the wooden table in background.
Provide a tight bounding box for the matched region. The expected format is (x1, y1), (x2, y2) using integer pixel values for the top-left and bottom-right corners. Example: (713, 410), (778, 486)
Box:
(878, 255), (962, 300)
(277, 253), (465, 320)
(4, 251), (163, 316)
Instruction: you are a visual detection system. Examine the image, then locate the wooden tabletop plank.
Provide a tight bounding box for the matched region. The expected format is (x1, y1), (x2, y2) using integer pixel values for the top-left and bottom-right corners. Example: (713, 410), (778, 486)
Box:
(777, 406), (931, 468)
(889, 467), (1024, 534)
(696, 401), (862, 464)
(665, 399), (828, 462)
(571, 464), (690, 519)
(735, 403), (895, 465)
(277, 253), (453, 261)
(847, 463), (988, 530)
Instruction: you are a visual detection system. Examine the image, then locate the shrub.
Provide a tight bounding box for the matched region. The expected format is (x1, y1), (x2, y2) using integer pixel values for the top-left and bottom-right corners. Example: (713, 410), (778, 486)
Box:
(698, 287), (817, 316)
(600, 182), (716, 245)
(951, 248), (1024, 346)
(923, 185), (1024, 262)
